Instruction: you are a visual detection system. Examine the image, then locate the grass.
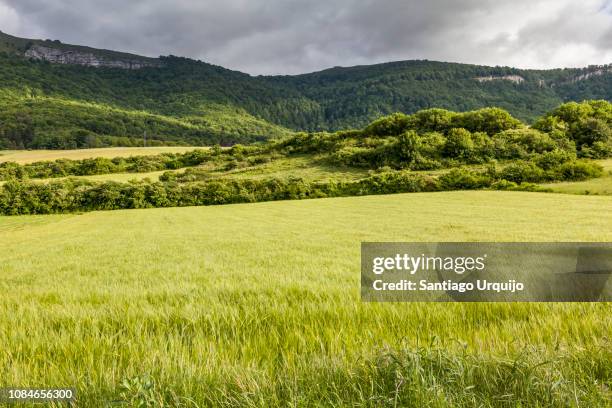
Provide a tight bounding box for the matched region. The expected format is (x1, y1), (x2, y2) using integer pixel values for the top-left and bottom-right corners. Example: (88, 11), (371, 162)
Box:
(0, 191), (610, 406)
(22, 155), (367, 184)
(0, 167), (177, 185)
(540, 159), (612, 195)
(208, 155), (368, 182)
(0, 147), (201, 164)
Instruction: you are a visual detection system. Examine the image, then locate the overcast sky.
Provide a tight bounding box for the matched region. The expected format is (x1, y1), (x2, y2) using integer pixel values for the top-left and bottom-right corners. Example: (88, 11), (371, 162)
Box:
(1, 0), (611, 75)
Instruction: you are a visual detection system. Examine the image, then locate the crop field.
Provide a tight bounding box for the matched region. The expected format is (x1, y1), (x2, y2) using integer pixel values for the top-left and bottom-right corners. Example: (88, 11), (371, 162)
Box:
(1, 191), (611, 406)
(0, 147), (199, 164)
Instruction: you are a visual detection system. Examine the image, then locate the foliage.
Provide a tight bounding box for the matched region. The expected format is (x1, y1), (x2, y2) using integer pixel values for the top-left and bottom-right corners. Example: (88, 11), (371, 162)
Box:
(0, 37), (611, 148)
(275, 102), (611, 171)
(0, 102), (609, 214)
(0, 149), (212, 180)
(0, 157), (603, 215)
(533, 100), (612, 158)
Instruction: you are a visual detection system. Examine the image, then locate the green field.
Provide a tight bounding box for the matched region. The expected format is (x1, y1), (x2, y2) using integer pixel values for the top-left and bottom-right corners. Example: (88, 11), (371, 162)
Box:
(0, 147), (201, 164)
(18, 155), (368, 185)
(1, 191), (611, 406)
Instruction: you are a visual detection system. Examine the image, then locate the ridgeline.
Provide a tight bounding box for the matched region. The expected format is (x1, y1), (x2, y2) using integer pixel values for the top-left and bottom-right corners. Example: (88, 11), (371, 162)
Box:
(0, 30), (611, 149)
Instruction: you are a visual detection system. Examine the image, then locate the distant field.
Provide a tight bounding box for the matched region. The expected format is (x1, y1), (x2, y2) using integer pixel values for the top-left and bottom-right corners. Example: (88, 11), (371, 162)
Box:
(0, 147), (200, 164)
(28, 169), (178, 184)
(24, 155), (368, 184)
(205, 155), (368, 182)
(0, 191), (610, 406)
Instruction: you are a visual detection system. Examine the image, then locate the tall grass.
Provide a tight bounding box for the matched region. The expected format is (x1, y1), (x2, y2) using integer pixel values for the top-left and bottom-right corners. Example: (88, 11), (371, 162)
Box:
(0, 191), (610, 406)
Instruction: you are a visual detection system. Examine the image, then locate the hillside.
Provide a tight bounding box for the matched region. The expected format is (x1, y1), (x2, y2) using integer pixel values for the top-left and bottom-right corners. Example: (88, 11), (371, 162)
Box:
(271, 61), (612, 129)
(2, 101), (611, 215)
(0, 31), (611, 148)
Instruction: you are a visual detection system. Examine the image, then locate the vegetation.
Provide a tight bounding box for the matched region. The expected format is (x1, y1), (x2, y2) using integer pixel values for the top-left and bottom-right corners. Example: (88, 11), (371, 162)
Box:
(1, 101), (610, 214)
(0, 149), (211, 180)
(0, 146), (198, 164)
(1, 191), (610, 406)
(0, 90), (290, 149)
(0, 31), (611, 147)
(540, 159), (612, 195)
(1, 32), (610, 408)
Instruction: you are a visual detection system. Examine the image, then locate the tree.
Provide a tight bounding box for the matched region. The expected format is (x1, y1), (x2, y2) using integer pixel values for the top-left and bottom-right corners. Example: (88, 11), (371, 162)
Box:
(573, 118), (611, 147)
(396, 130), (421, 164)
(444, 128), (474, 158)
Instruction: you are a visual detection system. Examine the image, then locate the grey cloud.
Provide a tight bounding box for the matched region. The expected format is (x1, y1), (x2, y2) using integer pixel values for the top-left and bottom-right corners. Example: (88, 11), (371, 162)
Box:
(1, 0), (611, 74)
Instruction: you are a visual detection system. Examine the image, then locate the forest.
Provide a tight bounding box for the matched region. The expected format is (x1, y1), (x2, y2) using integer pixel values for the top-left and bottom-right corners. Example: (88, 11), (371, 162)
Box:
(0, 31), (611, 149)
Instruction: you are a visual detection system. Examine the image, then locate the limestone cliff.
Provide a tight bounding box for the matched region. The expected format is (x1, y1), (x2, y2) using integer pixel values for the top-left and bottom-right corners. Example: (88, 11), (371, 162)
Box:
(568, 66), (612, 83)
(474, 75), (525, 84)
(25, 44), (163, 69)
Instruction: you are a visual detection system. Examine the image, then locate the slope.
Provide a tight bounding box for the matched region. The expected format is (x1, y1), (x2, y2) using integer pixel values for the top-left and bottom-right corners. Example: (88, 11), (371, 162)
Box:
(0, 31), (611, 148)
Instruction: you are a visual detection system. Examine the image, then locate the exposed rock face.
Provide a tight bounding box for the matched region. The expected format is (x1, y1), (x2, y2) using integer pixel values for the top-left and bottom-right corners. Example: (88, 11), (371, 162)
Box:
(474, 75), (525, 84)
(25, 45), (162, 69)
(569, 66), (612, 83)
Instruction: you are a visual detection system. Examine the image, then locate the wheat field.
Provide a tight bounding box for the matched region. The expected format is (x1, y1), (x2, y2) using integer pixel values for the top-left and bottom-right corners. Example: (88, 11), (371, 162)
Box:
(0, 191), (610, 406)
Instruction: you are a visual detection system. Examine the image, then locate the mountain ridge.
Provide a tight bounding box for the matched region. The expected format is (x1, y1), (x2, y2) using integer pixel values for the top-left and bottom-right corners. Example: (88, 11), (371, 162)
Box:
(3, 30), (610, 81)
(0, 30), (611, 149)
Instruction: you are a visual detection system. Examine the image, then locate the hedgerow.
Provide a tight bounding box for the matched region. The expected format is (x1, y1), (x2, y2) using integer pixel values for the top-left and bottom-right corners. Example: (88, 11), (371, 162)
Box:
(0, 159), (601, 215)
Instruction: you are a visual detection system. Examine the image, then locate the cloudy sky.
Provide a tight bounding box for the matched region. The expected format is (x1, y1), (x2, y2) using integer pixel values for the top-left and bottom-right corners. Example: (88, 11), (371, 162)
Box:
(0, 0), (611, 75)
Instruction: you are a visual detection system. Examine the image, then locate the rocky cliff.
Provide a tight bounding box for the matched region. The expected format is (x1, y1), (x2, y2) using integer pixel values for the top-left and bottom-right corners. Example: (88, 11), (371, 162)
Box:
(25, 45), (162, 69)
(474, 75), (525, 84)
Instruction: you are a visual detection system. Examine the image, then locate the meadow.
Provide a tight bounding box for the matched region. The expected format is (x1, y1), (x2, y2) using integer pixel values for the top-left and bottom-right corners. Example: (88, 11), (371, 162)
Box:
(0, 147), (199, 164)
(1, 191), (611, 406)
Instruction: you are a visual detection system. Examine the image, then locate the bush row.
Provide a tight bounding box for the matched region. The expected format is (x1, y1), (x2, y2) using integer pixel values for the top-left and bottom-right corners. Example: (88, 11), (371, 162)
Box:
(0, 159), (601, 215)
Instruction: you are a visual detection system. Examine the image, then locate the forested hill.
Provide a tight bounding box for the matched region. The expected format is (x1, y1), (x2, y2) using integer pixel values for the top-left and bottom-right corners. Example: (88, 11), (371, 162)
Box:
(271, 60), (612, 129)
(0, 30), (610, 149)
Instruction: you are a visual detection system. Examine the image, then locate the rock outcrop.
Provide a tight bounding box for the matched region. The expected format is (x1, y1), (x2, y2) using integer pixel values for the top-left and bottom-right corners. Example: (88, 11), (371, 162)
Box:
(474, 75), (525, 84)
(568, 66), (612, 83)
(25, 45), (162, 69)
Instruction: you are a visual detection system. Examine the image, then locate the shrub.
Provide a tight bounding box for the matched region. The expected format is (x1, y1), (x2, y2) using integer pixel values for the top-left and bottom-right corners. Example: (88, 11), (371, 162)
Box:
(498, 162), (546, 183)
(493, 129), (557, 159)
(551, 160), (603, 181)
(0, 149), (212, 181)
(407, 108), (455, 133)
(364, 113), (411, 137)
(452, 107), (523, 135)
(444, 128), (474, 159)
(573, 118), (611, 149)
(534, 150), (575, 170)
(579, 141), (612, 159)
(439, 168), (491, 190)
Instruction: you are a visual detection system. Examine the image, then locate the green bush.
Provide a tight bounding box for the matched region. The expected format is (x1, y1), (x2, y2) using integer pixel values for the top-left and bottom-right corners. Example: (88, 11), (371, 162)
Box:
(364, 113), (411, 136)
(452, 107), (523, 135)
(498, 162), (546, 183)
(551, 160), (603, 181)
(493, 129), (557, 159)
(534, 150), (575, 170)
(444, 128), (474, 159)
(533, 100), (612, 154)
(439, 168), (491, 190)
